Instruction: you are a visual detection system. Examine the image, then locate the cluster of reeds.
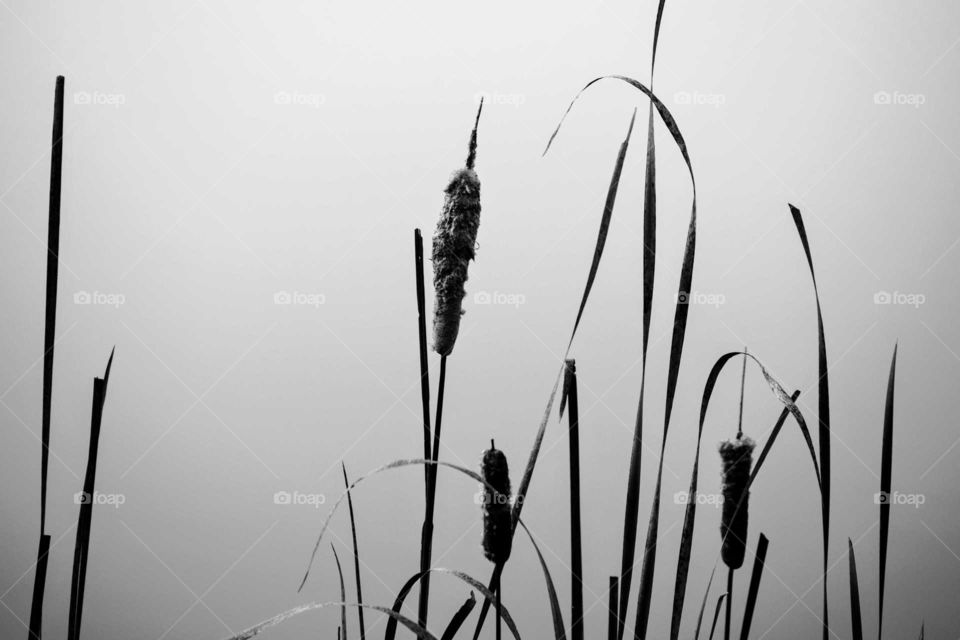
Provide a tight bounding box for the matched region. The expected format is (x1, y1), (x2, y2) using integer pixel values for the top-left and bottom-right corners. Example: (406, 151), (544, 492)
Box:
(243, 51), (908, 640)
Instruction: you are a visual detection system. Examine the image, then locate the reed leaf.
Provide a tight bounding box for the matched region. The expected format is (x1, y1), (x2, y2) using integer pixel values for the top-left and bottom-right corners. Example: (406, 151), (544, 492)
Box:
(544, 74), (698, 640)
(561, 360), (583, 640)
(739, 533), (768, 640)
(692, 566), (716, 640)
(708, 594), (727, 640)
(223, 602), (438, 640)
(847, 539), (863, 640)
(440, 593), (476, 640)
(67, 349), (114, 640)
(30, 73), (65, 640)
(788, 204), (831, 640)
(878, 344), (897, 639)
(342, 464), (366, 640)
(518, 520), (567, 640)
(332, 544), (347, 640)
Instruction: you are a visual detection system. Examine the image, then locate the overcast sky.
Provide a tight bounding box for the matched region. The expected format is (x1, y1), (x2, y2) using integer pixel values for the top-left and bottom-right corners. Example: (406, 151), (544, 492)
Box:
(2, 1), (960, 638)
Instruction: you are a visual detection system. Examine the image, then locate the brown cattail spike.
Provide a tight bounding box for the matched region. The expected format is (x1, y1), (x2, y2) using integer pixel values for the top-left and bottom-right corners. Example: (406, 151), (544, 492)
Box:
(719, 436), (755, 570)
(480, 443), (512, 564)
(432, 103), (483, 356)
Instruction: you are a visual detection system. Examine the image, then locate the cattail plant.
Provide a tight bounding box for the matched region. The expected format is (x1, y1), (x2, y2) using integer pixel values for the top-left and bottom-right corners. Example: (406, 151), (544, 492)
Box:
(481, 440), (513, 564)
(718, 435), (755, 570)
(719, 349), (755, 640)
(481, 439), (511, 640)
(431, 99), (483, 357)
(417, 100), (485, 631)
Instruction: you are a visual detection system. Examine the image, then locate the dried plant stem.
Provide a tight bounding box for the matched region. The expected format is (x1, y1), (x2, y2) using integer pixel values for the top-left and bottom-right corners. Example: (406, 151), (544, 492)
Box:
(724, 568), (733, 640)
(418, 354), (447, 629)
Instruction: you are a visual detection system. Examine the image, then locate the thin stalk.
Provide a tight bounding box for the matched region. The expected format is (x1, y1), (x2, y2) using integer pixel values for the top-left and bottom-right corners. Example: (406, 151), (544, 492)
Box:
(418, 355), (447, 629)
(342, 464), (366, 640)
(737, 348), (748, 438)
(724, 568), (733, 640)
(564, 360), (584, 640)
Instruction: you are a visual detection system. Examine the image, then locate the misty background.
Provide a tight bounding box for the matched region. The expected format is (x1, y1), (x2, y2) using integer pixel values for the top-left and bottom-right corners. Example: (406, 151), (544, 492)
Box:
(2, 0), (960, 638)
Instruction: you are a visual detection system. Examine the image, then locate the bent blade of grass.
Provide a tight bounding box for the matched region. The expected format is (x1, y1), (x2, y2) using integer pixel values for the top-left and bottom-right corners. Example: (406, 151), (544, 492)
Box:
(342, 464), (366, 640)
(692, 566), (716, 640)
(847, 539), (863, 640)
(674, 349), (815, 640)
(789, 204), (831, 640)
(332, 545), (348, 640)
(739, 533), (769, 640)
(518, 520), (567, 640)
(440, 592), (476, 640)
(544, 74), (698, 640)
(632, 8), (668, 638)
(878, 344), (897, 640)
(300, 459), (538, 591)
(224, 602), (438, 640)
(384, 568), (522, 640)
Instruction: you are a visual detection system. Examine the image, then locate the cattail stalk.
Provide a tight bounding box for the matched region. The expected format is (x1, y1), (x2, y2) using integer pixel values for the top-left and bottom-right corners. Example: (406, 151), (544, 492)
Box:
(432, 100), (483, 357)
(720, 350), (753, 640)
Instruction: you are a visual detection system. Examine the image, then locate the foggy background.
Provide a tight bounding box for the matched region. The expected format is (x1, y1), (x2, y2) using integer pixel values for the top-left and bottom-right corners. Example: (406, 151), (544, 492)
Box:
(2, 0), (960, 638)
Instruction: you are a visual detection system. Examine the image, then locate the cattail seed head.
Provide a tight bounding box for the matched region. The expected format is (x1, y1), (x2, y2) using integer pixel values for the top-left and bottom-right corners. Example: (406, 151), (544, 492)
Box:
(432, 102), (483, 357)
(719, 435), (755, 570)
(480, 441), (512, 564)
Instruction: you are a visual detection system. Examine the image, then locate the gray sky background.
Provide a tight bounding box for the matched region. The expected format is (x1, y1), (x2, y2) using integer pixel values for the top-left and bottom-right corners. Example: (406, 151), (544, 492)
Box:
(2, 1), (960, 638)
